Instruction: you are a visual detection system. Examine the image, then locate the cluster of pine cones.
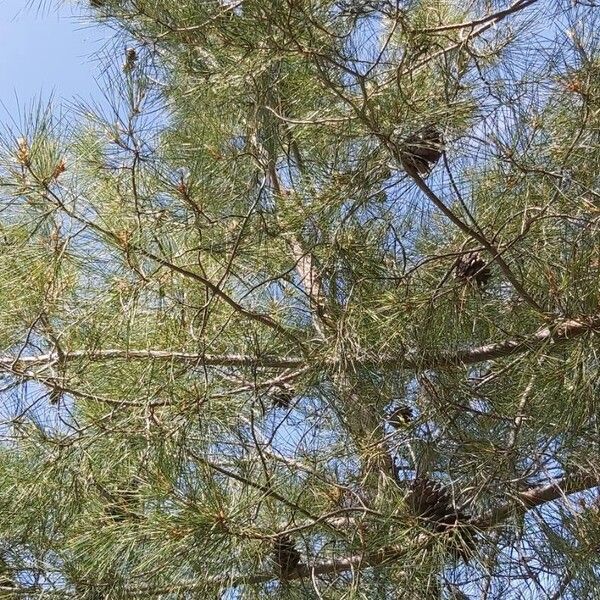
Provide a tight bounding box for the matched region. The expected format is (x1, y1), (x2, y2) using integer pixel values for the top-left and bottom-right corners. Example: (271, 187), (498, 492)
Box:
(270, 477), (475, 580)
(399, 127), (493, 290)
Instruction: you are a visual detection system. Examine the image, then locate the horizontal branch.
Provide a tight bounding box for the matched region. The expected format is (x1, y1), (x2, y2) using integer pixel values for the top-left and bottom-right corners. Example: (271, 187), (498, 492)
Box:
(474, 472), (600, 528)
(388, 314), (600, 370)
(2, 314), (597, 375)
(1, 350), (304, 371)
(116, 544), (407, 596)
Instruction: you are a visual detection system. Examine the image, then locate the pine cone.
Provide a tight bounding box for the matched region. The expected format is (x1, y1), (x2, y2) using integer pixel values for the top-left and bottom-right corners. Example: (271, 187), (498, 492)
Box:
(273, 534), (301, 576)
(401, 126), (444, 174)
(406, 478), (476, 560)
(407, 477), (457, 529)
(271, 390), (293, 409)
(123, 48), (137, 72)
(455, 251), (491, 288)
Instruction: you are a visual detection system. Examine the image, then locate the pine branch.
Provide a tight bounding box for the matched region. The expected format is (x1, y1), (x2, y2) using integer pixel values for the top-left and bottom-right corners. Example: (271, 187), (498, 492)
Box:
(116, 473), (600, 595)
(420, 0), (539, 34)
(35, 180), (303, 349)
(474, 472), (600, 528)
(384, 313), (600, 369)
(2, 350), (304, 370)
(402, 162), (546, 315)
(2, 314), (597, 373)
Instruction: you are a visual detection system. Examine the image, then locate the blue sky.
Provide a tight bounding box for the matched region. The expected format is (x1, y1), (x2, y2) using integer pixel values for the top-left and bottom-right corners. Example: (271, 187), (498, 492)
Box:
(0, 0), (111, 123)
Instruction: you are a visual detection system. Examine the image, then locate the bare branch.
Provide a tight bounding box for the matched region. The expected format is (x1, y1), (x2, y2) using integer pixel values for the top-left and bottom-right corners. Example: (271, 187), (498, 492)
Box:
(2, 314), (598, 373)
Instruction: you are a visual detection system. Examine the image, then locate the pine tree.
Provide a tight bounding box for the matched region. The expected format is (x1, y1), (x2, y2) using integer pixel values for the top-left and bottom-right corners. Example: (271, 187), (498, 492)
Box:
(0, 0), (598, 597)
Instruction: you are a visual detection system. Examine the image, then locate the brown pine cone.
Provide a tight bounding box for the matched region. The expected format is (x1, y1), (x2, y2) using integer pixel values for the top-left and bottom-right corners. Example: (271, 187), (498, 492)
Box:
(406, 477), (476, 560)
(273, 534), (301, 576)
(407, 477), (457, 528)
(401, 126), (444, 174)
(271, 391), (293, 409)
(455, 251), (491, 288)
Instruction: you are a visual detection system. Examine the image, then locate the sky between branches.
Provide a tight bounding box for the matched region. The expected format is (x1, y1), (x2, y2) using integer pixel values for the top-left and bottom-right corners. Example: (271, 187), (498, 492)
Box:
(0, 0), (110, 121)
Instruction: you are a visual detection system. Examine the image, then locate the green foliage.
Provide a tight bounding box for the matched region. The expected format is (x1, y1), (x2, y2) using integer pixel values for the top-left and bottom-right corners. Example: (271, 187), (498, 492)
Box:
(0, 0), (598, 597)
